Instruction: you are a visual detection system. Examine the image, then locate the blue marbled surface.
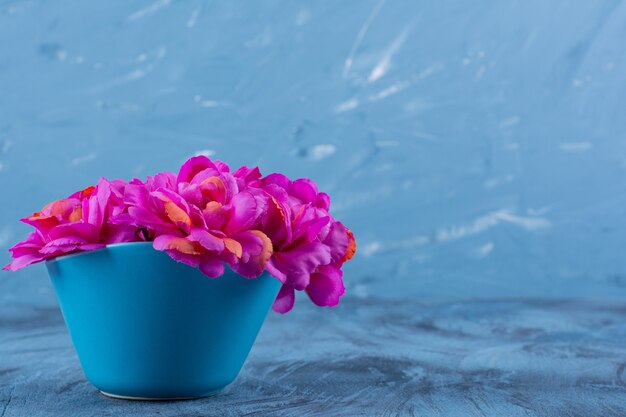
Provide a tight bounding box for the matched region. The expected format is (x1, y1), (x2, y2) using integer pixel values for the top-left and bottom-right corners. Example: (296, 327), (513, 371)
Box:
(3, 298), (626, 416)
(1, 0), (626, 415)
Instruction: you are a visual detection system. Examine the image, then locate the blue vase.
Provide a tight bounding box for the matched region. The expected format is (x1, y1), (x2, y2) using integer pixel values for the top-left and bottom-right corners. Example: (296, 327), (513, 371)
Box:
(45, 242), (281, 400)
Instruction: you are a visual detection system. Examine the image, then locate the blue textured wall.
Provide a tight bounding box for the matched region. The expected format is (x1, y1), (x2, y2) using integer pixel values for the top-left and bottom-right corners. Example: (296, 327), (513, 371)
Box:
(2, 0), (626, 307)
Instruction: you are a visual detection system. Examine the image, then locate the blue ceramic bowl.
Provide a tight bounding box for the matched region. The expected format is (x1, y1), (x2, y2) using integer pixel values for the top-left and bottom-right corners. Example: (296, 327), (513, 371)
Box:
(45, 242), (281, 400)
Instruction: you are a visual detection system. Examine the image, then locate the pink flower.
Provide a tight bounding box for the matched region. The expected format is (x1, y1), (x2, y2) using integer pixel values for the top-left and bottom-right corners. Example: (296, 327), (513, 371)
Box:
(3, 178), (140, 271)
(257, 174), (356, 313)
(124, 156), (273, 279)
(4, 156), (356, 314)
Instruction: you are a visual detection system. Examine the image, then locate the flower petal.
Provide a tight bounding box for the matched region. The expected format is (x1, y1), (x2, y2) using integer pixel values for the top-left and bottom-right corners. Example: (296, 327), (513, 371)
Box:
(265, 258), (287, 283)
(305, 265), (345, 307)
(261, 186), (292, 248)
(224, 190), (262, 235)
(8, 234), (45, 258)
(153, 235), (204, 266)
(42, 198), (81, 218)
(177, 155), (220, 184)
(152, 189), (193, 232)
(103, 224), (140, 244)
(322, 221), (351, 263)
(20, 214), (60, 235)
(233, 165), (261, 189)
(223, 238), (243, 258)
(188, 228), (225, 252)
(82, 179), (112, 232)
(315, 192), (330, 211)
(153, 234), (202, 255)
(272, 284), (295, 314)
(48, 223), (99, 243)
(163, 250), (201, 267)
(290, 178), (318, 203)
(340, 228), (356, 262)
(292, 206), (330, 243)
(261, 173), (291, 189)
(39, 236), (90, 255)
(203, 201), (228, 230)
(230, 230), (273, 278)
(271, 241), (331, 290)
(199, 257), (225, 278)
(146, 172), (177, 190)
(3, 253), (47, 271)
(69, 185), (96, 200)
(128, 206), (179, 235)
(213, 159), (231, 173)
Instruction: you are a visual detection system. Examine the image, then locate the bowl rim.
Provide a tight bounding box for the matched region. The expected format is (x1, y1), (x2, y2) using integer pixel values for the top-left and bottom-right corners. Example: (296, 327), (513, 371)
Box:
(45, 241), (153, 264)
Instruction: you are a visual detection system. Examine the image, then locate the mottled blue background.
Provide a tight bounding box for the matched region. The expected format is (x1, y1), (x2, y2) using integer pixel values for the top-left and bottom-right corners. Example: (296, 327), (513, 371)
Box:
(2, 0), (626, 305)
(3, 2), (626, 416)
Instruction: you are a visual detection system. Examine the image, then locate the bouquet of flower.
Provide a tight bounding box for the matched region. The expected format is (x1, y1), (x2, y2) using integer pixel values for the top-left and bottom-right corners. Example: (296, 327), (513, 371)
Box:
(4, 156), (356, 313)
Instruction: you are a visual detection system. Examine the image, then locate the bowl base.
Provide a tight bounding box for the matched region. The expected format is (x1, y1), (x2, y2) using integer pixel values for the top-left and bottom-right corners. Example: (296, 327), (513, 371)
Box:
(99, 389), (222, 401)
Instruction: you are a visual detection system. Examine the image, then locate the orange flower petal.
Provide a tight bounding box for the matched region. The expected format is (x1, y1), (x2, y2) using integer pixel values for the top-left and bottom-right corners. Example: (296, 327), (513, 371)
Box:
(200, 176), (226, 201)
(340, 228), (356, 262)
(223, 237), (243, 258)
(41, 199), (76, 217)
(68, 206), (83, 222)
(204, 201), (223, 213)
(79, 185), (96, 199)
(249, 229), (273, 262)
(163, 200), (192, 228)
(270, 196), (285, 222)
(159, 236), (202, 255)
(23, 213), (59, 231)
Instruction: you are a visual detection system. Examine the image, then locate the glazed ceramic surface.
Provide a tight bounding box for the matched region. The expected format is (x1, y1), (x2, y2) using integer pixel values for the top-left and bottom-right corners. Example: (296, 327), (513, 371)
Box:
(45, 242), (281, 399)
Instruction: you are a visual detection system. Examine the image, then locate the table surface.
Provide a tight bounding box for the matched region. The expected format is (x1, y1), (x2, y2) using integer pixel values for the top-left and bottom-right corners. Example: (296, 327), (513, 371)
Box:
(2, 296), (626, 417)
